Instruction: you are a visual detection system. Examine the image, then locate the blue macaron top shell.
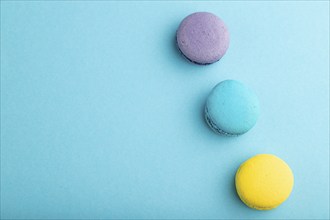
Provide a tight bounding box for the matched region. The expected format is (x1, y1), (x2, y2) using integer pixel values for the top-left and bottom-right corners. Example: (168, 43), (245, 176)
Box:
(205, 80), (260, 136)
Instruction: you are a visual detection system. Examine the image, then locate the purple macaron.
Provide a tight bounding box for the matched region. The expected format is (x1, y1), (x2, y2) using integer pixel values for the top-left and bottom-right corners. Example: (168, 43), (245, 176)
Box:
(176, 12), (230, 65)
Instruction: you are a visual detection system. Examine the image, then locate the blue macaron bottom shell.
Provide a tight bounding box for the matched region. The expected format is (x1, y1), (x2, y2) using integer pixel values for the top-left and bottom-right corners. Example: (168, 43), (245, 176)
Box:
(204, 106), (240, 136)
(204, 80), (260, 136)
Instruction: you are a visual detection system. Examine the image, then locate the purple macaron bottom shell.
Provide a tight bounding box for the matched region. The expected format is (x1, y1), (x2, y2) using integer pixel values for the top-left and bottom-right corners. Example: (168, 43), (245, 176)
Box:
(176, 38), (220, 65)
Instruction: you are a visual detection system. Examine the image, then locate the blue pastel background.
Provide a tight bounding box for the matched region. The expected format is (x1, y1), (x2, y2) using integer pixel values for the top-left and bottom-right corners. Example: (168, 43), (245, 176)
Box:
(1, 1), (329, 219)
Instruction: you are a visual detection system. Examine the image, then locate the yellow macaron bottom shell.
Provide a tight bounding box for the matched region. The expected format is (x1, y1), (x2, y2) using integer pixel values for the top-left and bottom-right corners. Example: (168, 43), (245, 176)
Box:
(235, 154), (294, 210)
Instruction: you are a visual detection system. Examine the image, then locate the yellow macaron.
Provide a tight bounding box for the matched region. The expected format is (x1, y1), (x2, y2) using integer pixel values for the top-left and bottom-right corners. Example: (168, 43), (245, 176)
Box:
(235, 154), (294, 210)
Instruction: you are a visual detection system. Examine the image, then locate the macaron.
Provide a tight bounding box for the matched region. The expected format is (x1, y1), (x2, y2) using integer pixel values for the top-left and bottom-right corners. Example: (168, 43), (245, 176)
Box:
(176, 12), (230, 65)
(235, 154), (294, 210)
(204, 80), (260, 136)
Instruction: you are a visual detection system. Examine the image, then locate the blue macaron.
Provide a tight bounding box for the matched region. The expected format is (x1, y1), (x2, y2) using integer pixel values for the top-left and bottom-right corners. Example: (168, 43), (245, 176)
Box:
(205, 80), (260, 136)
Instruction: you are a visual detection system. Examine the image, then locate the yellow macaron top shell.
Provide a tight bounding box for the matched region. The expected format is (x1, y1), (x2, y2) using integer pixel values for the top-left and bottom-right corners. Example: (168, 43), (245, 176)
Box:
(235, 154), (294, 210)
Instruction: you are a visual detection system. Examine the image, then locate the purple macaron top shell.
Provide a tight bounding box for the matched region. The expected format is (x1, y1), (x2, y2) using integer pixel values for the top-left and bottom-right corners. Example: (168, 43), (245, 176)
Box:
(176, 12), (230, 65)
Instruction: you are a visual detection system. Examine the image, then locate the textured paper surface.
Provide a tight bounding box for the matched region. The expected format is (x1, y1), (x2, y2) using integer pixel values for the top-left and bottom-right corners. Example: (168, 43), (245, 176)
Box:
(1, 1), (329, 219)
